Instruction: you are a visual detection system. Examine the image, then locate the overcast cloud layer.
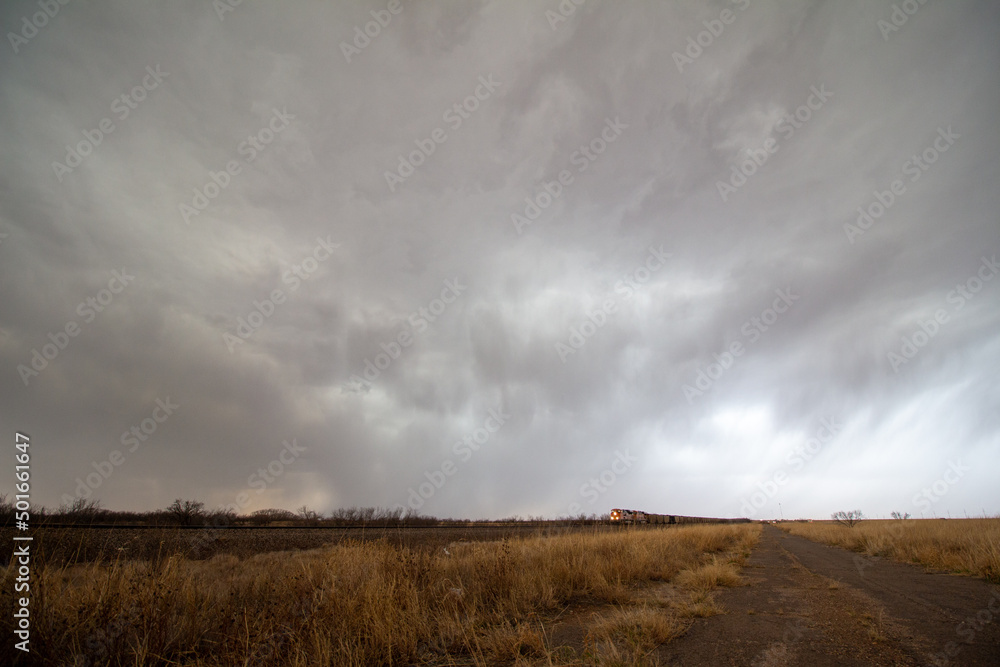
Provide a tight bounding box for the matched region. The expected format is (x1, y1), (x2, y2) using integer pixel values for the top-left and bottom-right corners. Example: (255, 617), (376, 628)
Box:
(1, 0), (998, 521)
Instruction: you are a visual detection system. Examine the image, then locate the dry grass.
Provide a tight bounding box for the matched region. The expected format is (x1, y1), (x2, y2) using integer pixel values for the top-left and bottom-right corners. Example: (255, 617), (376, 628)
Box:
(0, 524), (601, 565)
(1, 523), (759, 666)
(674, 589), (722, 619)
(780, 519), (1000, 582)
(586, 605), (687, 661)
(580, 545), (752, 664)
(673, 555), (743, 590)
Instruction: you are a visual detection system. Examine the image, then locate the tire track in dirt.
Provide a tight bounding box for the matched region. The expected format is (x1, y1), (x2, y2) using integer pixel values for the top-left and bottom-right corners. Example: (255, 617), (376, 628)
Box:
(658, 525), (1000, 666)
(773, 526), (1000, 665)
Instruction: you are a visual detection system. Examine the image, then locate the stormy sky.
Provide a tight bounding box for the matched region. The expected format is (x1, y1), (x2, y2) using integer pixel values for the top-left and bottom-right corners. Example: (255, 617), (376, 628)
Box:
(1, 0), (998, 521)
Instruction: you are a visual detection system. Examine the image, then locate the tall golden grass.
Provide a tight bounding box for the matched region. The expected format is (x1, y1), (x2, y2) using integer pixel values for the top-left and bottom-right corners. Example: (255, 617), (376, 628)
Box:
(3, 523), (759, 666)
(780, 519), (1000, 582)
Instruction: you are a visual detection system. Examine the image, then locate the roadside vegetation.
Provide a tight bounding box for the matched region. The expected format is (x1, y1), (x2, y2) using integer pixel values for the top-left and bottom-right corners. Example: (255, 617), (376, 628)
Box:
(1, 523), (759, 666)
(779, 518), (1000, 583)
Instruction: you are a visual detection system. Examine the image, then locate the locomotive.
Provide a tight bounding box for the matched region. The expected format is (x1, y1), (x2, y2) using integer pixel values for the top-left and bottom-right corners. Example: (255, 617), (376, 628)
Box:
(610, 508), (675, 524)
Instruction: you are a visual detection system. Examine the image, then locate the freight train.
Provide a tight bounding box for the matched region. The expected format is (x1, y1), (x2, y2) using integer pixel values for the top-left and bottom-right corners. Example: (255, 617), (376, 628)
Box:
(609, 509), (749, 525)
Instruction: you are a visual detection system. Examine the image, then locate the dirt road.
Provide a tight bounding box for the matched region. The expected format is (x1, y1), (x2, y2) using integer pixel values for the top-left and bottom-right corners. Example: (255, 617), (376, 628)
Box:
(659, 525), (1000, 666)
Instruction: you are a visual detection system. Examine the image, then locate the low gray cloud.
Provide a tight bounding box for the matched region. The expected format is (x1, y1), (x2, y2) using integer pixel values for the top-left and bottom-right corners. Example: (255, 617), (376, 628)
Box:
(1, 0), (997, 520)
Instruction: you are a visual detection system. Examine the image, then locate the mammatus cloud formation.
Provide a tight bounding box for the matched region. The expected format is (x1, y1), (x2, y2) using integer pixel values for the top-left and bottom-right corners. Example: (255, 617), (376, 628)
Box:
(1, 0), (998, 521)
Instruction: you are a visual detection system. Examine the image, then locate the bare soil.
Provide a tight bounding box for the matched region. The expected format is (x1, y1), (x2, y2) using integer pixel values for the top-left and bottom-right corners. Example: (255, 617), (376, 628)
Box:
(655, 525), (1000, 666)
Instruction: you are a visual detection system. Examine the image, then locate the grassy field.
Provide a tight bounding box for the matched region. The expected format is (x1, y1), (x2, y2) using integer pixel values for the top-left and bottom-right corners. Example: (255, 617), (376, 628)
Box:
(2, 523), (759, 666)
(0, 524), (608, 565)
(779, 518), (1000, 582)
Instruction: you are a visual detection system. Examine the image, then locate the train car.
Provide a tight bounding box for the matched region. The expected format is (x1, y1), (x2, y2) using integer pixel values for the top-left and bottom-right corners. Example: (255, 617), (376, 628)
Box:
(611, 510), (747, 526)
(610, 508), (648, 524)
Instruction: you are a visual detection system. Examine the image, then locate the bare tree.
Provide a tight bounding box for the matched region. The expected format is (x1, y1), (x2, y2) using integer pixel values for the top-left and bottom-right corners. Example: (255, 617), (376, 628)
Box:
(167, 499), (205, 526)
(890, 511), (911, 520)
(58, 497), (105, 523)
(250, 508), (296, 525)
(372, 506), (401, 522)
(831, 509), (864, 528)
(333, 506), (367, 524)
(0, 494), (13, 523)
(297, 505), (321, 525)
(205, 507), (237, 527)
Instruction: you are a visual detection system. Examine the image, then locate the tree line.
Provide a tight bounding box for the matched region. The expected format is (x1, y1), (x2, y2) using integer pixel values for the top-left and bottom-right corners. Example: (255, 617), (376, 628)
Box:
(0, 495), (609, 527)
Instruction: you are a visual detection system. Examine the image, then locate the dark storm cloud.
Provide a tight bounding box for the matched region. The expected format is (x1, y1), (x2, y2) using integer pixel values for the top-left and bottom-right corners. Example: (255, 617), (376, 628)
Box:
(1, 0), (997, 521)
